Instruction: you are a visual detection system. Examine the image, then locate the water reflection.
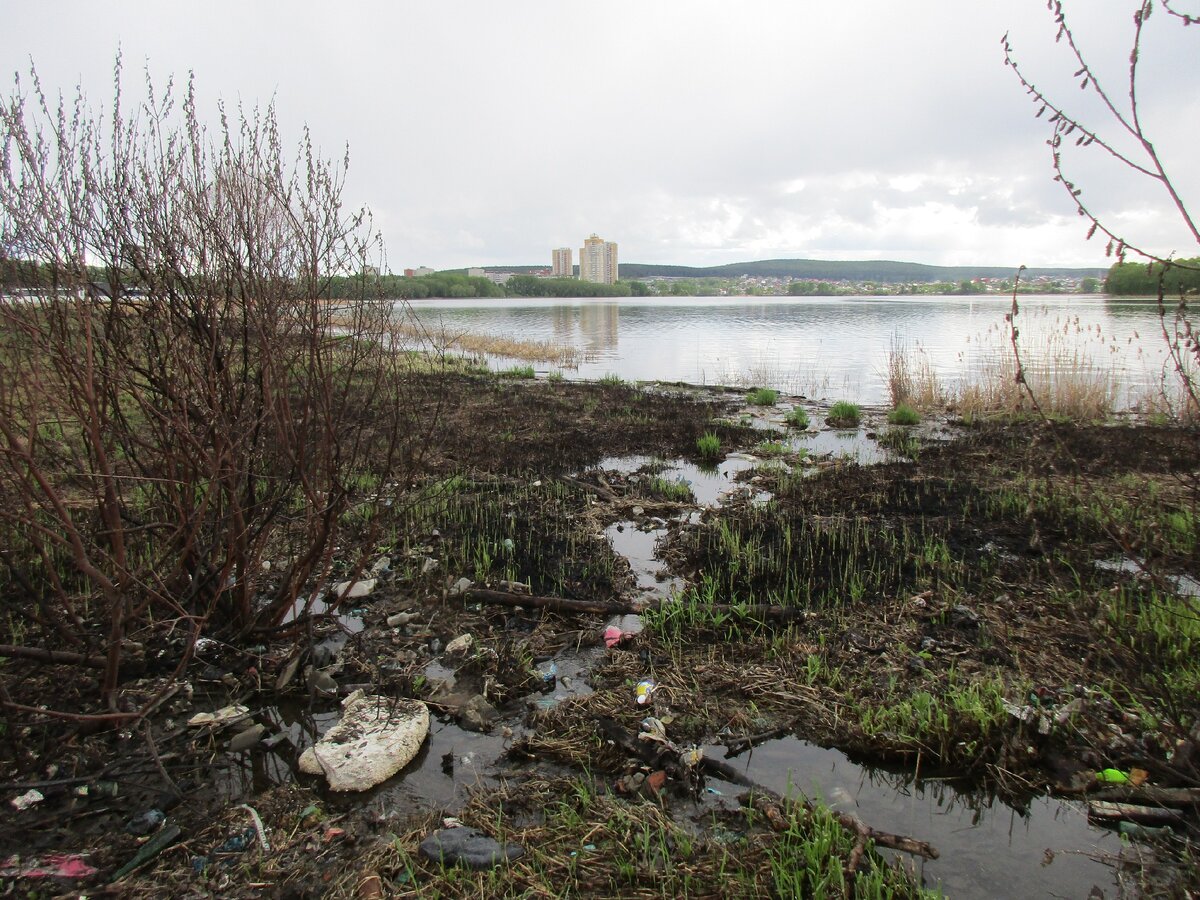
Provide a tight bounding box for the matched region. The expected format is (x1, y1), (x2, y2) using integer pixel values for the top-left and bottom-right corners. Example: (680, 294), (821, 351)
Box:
(408, 295), (1174, 406)
(717, 735), (1118, 900)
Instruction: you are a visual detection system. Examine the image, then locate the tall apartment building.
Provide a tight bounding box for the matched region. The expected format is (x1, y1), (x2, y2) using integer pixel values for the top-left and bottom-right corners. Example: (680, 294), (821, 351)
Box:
(578, 234), (618, 284)
(552, 247), (573, 277)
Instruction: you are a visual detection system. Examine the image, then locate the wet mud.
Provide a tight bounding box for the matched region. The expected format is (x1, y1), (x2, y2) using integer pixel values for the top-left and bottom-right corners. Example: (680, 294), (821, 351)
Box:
(2, 377), (1197, 898)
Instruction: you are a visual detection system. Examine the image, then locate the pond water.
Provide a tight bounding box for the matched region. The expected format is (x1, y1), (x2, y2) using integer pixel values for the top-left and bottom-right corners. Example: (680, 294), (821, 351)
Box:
(717, 736), (1119, 900)
(406, 294), (1174, 407)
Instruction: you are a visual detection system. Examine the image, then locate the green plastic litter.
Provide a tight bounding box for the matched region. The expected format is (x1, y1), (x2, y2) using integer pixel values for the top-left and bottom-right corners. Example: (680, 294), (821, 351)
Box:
(112, 824), (182, 881)
(1096, 768), (1130, 784)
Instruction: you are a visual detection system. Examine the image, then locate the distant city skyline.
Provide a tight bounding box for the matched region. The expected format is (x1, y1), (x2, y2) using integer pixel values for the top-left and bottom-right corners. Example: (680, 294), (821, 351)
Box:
(579, 234), (619, 284)
(551, 247), (572, 277)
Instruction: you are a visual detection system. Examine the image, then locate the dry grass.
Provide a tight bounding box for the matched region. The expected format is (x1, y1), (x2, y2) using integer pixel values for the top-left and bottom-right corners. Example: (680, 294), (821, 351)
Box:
(886, 339), (945, 409)
(326, 305), (583, 367)
(396, 320), (584, 368)
(952, 344), (1119, 421)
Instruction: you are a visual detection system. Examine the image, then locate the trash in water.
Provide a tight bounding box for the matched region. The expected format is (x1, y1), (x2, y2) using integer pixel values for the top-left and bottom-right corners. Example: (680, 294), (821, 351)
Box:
(112, 824), (183, 881)
(639, 717), (669, 743)
(445, 633), (474, 655)
(635, 678), (657, 705)
(124, 808), (166, 836)
(187, 704), (250, 727)
(297, 691), (430, 791)
(215, 826), (257, 854)
(0, 853), (99, 879)
(10, 789), (44, 811)
(227, 723), (266, 753)
(418, 826), (524, 869)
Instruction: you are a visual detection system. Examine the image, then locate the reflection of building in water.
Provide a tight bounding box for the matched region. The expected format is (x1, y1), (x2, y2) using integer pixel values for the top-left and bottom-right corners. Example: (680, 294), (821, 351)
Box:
(550, 305), (576, 345)
(578, 303), (619, 354)
(579, 234), (618, 284)
(552, 247), (573, 277)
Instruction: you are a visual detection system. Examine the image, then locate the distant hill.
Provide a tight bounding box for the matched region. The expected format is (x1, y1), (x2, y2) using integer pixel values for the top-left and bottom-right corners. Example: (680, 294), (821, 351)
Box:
(614, 258), (1106, 281)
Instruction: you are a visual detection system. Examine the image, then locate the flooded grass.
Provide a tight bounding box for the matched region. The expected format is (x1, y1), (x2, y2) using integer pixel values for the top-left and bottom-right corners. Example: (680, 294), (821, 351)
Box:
(4, 373), (1199, 898)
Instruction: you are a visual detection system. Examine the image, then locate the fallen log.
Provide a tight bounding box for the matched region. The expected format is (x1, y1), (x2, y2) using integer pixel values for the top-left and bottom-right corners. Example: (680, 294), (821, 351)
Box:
(462, 589), (634, 617)
(0, 644), (107, 669)
(1088, 800), (1183, 826)
(1091, 786), (1200, 808)
(460, 588), (806, 622)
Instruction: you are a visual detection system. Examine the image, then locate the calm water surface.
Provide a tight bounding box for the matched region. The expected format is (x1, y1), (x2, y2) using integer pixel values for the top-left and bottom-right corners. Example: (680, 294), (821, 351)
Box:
(406, 294), (1170, 406)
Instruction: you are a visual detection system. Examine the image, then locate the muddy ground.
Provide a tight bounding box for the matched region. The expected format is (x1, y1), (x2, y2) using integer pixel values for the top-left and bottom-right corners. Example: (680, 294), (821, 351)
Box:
(2, 373), (1198, 898)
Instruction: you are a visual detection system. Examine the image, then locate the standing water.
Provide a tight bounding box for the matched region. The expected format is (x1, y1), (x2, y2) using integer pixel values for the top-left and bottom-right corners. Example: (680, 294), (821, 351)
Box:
(406, 294), (1171, 407)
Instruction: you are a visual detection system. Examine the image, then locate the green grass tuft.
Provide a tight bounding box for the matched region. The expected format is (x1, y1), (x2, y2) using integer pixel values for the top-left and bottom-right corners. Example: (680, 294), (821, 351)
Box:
(888, 403), (921, 425)
(826, 400), (861, 428)
(747, 387), (779, 406)
(784, 406), (810, 429)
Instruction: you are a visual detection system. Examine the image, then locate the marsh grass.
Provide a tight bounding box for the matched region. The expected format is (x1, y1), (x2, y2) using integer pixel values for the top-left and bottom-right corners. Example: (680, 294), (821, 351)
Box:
(753, 440), (789, 458)
(747, 387), (779, 406)
(784, 406), (810, 428)
(498, 364), (536, 379)
(386, 319), (583, 367)
(954, 317), (1122, 421)
(878, 427), (921, 459)
(398, 475), (622, 601)
(826, 400), (861, 428)
(887, 338), (945, 409)
(344, 774), (930, 899)
(647, 475), (695, 503)
(856, 669), (1012, 762)
(888, 403), (920, 426)
(697, 431), (721, 461)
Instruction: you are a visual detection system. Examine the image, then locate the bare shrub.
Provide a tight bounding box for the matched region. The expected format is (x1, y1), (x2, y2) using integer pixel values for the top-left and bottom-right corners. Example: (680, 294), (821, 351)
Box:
(0, 60), (426, 713)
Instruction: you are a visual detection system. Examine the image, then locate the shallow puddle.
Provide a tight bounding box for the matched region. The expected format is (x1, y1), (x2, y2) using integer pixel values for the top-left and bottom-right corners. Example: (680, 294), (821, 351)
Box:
(793, 427), (891, 465)
(596, 453), (759, 507)
(711, 736), (1119, 899)
(606, 520), (683, 598)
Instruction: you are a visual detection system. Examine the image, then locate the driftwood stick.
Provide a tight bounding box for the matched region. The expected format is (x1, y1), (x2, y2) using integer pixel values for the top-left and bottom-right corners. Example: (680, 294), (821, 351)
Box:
(0, 643), (107, 668)
(1091, 786), (1200, 808)
(463, 589), (634, 616)
(560, 475), (620, 502)
(1088, 801), (1184, 825)
(461, 588), (805, 622)
(724, 717), (802, 757)
(741, 788), (940, 863)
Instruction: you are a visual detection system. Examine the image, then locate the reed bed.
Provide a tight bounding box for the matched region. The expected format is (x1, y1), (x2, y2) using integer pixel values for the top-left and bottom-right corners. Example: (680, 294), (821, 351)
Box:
(394, 319), (584, 367)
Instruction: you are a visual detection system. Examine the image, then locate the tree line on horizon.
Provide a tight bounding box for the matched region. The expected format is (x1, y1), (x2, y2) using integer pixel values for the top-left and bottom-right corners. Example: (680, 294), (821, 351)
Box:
(4, 256), (1186, 300)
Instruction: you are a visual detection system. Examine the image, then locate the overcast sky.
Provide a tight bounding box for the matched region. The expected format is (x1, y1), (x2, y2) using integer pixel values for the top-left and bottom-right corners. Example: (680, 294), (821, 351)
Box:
(3, 2), (1197, 271)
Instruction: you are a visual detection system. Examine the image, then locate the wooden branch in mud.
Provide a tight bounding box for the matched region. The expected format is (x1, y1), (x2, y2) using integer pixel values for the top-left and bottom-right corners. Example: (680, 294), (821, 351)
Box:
(596, 718), (937, 866)
(1087, 800), (1183, 826)
(741, 790), (940, 866)
(559, 475), (620, 502)
(462, 588), (635, 617)
(1091, 786), (1200, 808)
(0, 643), (107, 669)
(460, 588), (805, 622)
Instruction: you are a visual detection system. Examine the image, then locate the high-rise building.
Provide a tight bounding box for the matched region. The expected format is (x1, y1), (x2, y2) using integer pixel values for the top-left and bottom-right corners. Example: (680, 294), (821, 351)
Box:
(552, 247), (573, 277)
(579, 234), (618, 284)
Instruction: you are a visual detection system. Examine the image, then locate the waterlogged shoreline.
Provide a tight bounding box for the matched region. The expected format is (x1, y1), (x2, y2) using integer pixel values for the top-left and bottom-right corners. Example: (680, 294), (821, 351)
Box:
(1, 374), (1196, 898)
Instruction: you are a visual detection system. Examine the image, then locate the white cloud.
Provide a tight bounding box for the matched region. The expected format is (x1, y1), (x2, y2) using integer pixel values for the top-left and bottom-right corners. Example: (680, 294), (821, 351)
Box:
(1, 0), (1195, 269)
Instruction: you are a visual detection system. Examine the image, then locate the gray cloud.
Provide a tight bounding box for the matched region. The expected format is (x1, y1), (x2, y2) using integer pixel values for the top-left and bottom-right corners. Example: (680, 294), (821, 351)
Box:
(2, 0), (1194, 269)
